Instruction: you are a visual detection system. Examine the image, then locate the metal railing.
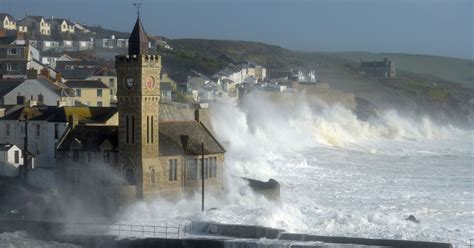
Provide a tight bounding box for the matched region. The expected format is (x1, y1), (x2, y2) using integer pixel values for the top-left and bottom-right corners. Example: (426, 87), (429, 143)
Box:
(65, 222), (184, 239)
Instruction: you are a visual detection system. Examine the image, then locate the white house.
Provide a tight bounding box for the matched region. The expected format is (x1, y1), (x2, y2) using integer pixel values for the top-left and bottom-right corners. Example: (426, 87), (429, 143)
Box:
(0, 75), (74, 106)
(0, 143), (23, 177)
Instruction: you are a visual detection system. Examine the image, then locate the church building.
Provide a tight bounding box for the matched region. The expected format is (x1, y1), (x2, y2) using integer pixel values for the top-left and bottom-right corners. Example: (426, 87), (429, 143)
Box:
(56, 17), (225, 203)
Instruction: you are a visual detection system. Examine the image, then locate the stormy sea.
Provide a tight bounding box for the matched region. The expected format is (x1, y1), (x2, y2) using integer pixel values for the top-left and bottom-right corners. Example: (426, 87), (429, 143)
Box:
(120, 96), (473, 247)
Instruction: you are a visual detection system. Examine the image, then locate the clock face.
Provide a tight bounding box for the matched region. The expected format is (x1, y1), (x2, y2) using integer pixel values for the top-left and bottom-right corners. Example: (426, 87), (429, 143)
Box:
(146, 76), (155, 89)
(124, 76), (135, 89)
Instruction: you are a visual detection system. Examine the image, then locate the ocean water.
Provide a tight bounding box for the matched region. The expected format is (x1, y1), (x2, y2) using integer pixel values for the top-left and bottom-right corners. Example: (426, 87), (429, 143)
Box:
(119, 97), (473, 247)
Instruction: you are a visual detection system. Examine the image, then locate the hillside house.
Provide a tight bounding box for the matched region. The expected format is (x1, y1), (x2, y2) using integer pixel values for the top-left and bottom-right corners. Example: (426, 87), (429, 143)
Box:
(359, 58), (396, 78)
(0, 13), (17, 30)
(49, 18), (75, 33)
(19, 16), (51, 36)
(0, 34), (40, 79)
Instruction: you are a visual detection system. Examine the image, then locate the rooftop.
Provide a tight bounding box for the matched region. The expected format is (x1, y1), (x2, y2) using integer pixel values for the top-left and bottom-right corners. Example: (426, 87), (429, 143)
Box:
(65, 80), (109, 89)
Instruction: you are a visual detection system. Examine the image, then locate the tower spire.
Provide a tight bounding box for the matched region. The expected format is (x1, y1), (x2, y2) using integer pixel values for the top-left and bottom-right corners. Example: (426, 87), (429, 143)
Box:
(128, 15), (149, 56)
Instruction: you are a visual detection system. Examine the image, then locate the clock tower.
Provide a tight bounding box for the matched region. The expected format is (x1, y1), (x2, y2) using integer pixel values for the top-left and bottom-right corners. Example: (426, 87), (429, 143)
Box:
(115, 16), (161, 199)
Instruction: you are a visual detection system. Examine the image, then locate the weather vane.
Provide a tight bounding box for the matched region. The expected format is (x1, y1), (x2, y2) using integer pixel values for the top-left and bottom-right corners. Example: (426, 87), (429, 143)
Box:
(133, 2), (142, 16)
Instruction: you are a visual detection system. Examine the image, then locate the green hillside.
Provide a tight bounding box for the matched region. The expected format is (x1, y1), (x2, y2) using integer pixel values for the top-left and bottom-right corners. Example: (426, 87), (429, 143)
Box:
(325, 52), (474, 88)
(167, 39), (473, 89)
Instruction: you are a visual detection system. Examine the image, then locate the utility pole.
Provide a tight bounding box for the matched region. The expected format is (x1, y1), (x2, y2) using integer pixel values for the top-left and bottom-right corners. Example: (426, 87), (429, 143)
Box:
(21, 112), (29, 183)
(201, 143), (205, 212)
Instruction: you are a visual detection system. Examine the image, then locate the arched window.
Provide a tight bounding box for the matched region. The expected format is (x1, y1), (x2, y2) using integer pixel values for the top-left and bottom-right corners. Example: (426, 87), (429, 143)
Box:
(125, 167), (136, 185)
(151, 115), (154, 143)
(126, 115), (129, 143)
(151, 168), (155, 184)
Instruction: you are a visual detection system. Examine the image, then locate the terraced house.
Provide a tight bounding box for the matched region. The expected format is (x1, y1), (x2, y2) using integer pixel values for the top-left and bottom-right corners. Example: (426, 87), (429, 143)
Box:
(65, 80), (111, 107)
(18, 15), (51, 36)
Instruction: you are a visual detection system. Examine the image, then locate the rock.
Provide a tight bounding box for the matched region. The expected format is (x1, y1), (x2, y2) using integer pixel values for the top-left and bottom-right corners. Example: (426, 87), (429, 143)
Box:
(406, 215), (420, 223)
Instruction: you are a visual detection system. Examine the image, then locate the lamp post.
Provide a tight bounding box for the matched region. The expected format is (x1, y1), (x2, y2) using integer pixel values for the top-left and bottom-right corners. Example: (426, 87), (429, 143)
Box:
(201, 142), (205, 212)
(21, 112), (29, 184)
(179, 135), (189, 192)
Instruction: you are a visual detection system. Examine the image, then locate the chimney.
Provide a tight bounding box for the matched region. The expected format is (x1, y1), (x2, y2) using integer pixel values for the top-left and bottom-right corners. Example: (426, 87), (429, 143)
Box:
(27, 68), (38, 79)
(16, 32), (25, 41)
(28, 100), (38, 107)
(55, 72), (62, 82)
(57, 100), (66, 107)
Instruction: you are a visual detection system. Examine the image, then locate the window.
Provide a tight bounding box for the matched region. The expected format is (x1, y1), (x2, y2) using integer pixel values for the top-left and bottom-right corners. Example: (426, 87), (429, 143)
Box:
(131, 115), (135, 144)
(187, 158), (198, 180)
(125, 167), (135, 185)
(75, 89), (81, 97)
(110, 89), (114, 95)
(168, 159), (178, 181)
(146, 116), (150, 144)
(35, 124), (40, 137)
(14, 151), (20, 164)
(6, 123), (10, 136)
(73, 149), (80, 162)
(151, 116), (154, 143)
(97, 89), (102, 97)
(7, 48), (18, 55)
(151, 168), (156, 184)
(126, 115), (129, 143)
(54, 124), (60, 139)
(97, 101), (102, 107)
(72, 168), (81, 185)
(6, 63), (19, 71)
(109, 78), (115, 83)
(205, 158), (209, 179)
(87, 152), (92, 163)
(212, 157), (217, 178)
(103, 150), (110, 163)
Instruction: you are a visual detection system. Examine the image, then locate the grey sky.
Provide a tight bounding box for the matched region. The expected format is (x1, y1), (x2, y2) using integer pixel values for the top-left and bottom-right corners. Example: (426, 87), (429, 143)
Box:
(1, 0), (472, 59)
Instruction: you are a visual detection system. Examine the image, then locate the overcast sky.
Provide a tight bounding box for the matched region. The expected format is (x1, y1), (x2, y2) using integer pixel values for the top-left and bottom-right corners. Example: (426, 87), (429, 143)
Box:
(1, 0), (473, 59)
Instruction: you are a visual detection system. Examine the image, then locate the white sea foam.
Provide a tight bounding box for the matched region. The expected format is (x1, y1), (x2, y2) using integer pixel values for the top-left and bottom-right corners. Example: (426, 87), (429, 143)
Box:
(119, 94), (473, 247)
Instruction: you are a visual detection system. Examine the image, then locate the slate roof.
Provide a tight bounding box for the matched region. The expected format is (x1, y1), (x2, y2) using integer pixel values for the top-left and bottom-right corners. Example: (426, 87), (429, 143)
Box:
(0, 106), (117, 124)
(159, 121), (225, 156)
(56, 61), (101, 80)
(0, 106), (58, 121)
(0, 35), (17, 45)
(56, 125), (119, 152)
(0, 13), (15, 21)
(43, 106), (117, 123)
(65, 80), (109, 89)
(0, 79), (23, 97)
(0, 143), (16, 152)
(49, 18), (74, 26)
(57, 121), (225, 156)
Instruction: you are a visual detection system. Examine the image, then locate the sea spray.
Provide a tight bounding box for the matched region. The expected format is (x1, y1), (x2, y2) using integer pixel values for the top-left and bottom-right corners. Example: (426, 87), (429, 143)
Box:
(118, 94), (472, 246)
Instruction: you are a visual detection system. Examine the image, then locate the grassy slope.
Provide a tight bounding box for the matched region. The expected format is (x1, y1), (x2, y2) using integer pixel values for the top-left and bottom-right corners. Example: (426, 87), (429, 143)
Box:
(325, 52), (474, 88)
